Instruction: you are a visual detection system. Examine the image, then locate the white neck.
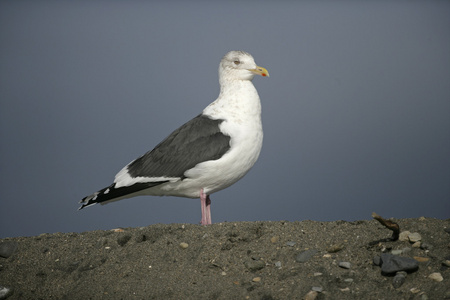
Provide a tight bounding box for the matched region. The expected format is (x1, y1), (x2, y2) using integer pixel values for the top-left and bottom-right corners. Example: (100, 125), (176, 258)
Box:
(204, 79), (261, 121)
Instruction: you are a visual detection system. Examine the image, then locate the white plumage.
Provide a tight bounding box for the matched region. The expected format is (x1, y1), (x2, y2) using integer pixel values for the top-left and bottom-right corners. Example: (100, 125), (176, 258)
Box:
(79, 51), (269, 225)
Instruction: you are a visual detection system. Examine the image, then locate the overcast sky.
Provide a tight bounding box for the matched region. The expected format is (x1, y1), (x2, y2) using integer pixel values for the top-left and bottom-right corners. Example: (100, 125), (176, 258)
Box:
(1, 1), (449, 238)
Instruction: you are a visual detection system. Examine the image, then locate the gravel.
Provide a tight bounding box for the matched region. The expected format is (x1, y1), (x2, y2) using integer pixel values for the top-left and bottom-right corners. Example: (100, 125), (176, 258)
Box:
(0, 218), (449, 299)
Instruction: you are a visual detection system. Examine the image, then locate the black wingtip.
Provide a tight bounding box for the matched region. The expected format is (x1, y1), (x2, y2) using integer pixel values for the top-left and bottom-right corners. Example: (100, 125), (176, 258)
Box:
(78, 199), (98, 210)
(78, 194), (97, 210)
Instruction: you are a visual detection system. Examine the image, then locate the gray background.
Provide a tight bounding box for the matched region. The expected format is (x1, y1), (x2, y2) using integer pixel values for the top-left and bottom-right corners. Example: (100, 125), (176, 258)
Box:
(1, 1), (449, 238)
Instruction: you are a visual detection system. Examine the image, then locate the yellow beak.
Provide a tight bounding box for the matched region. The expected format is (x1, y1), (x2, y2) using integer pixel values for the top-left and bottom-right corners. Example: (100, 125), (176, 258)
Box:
(249, 66), (269, 77)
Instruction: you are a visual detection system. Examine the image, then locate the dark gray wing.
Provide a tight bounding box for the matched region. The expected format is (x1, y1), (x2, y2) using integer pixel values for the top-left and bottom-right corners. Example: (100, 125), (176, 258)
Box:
(78, 181), (167, 209)
(127, 114), (231, 179)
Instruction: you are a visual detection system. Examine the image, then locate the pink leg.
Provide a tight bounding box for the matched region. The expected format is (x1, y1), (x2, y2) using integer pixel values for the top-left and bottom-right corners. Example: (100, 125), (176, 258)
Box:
(205, 195), (211, 225)
(200, 189), (212, 225)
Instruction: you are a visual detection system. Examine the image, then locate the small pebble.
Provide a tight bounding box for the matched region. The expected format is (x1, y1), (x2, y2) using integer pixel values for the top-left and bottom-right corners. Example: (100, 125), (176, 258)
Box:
(311, 286), (323, 292)
(338, 261), (351, 269)
(304, 291), (318, 300)
(221, 271), (226, 276)
(286, 241), (296, 247)
(402, 247), (411, 254)
(410, 287), (421, 294)
(270, 236), (279, 243)
(274, 261), (282, 268)
(179, 242), (189, 249)
(392, 272), (406, 288)
(244, 259), (265, 271)
(442, 260), (450, 267)
(0, 285), (13, 299)
(340, 287), (350, 292)
(252, 277), (261, 282)
(391, 249), (403, 255)
(413, 256), (429, 263)
(428, 272), (443, 282)
(327, 243), (344, 253)
(420, 243), (433, 250)
(412, 241), (421, 248)
(408, 232), (422, 243)
(313, 272), (323, 276)
(373, 256), (381, 266)
(322, 254), (332, 258)
(399, 231), (411, 242)
(344, 278), (353, 283)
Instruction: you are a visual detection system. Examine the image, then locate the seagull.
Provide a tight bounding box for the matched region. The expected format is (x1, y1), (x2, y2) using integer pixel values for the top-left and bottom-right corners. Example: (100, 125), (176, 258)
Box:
(79, 50), (269, 225)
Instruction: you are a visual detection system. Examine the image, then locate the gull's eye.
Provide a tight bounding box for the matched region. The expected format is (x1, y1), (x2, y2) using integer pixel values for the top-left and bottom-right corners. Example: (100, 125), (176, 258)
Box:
(234, 60), (240, 65)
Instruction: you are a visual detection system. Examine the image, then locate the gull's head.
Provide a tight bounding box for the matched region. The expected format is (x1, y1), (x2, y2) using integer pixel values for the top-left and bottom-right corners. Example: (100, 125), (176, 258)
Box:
(219, 51), (269, 82)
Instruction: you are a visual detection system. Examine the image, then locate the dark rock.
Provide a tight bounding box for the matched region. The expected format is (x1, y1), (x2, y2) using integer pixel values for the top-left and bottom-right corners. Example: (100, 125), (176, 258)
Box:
(0, 242), (18, 258)
(295, 249), (318, 263)
(380, 253), (419, 274)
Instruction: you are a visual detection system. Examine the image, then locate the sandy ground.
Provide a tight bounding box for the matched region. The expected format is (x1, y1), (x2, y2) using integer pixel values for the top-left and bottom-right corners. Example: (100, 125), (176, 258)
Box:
(1, 218), (449, 299)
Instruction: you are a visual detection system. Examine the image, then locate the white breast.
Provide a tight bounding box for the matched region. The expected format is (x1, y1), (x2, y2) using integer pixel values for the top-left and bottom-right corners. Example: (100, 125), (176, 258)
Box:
(189, 80), (263, 194)
(160, 79), (263, 197)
